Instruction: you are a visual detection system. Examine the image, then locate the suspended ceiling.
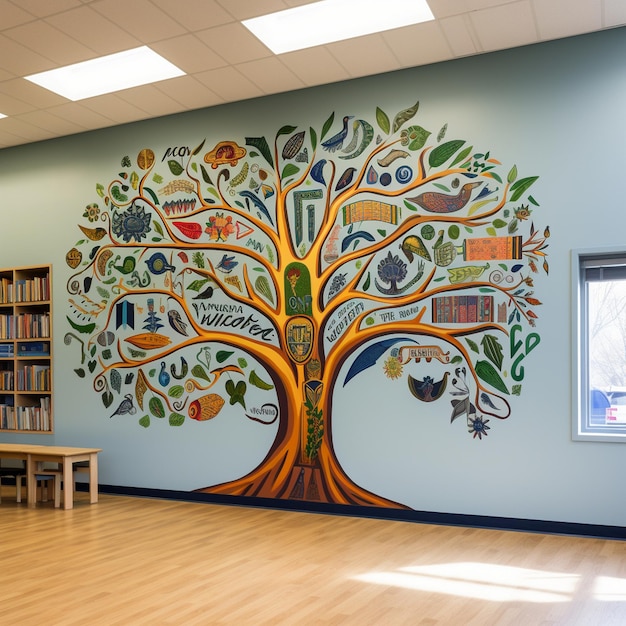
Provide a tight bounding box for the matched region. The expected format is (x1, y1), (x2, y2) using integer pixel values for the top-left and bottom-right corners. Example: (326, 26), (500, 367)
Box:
(0, 0), (624, 149)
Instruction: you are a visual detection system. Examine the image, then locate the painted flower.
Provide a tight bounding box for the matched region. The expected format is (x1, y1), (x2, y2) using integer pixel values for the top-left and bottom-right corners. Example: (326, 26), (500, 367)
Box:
(383, 355), (403, 379)
(377, 252), (408, 293)
(112, 203), (152, 243)
(468, 414), (490, 439)
(83, 203), (100, 222)
(514, 204), (532, 220)
(328, 272), (347, 297)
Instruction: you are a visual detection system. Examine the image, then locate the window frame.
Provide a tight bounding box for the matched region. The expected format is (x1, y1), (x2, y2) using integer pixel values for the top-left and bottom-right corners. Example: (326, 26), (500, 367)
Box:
(572, 247), (626, 442)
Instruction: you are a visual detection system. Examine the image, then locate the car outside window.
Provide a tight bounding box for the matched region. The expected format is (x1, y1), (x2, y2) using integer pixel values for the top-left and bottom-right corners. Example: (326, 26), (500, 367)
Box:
(572, 248), (626, 441)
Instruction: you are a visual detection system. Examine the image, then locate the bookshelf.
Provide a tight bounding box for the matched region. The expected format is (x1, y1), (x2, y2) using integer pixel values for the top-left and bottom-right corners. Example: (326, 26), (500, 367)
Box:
(0, 265), (52, 433)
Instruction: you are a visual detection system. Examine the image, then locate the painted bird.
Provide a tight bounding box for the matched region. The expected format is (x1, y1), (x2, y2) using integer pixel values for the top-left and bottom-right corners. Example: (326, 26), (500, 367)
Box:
(216, 254), (238, 273)
(322, 116), (353, 152)
(407, 182), (482, 213)
(167, 309), (188, 336)
(110, 393), (136, 417)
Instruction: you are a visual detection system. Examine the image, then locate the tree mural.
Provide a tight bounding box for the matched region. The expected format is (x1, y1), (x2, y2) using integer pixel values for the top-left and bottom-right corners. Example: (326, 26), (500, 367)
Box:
(65, 99), (549, 507)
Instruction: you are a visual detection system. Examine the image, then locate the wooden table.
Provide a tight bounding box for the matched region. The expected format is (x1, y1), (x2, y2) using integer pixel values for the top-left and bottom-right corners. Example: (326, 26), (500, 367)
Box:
(0, 443), (101, 509)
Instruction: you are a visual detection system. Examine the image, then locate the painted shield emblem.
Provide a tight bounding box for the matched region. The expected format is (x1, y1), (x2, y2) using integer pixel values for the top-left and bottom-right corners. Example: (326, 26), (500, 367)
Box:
(285, 316), (314, 363)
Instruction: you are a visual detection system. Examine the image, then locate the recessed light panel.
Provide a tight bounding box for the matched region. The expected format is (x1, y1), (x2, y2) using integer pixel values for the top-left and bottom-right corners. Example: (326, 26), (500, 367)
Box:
(25, 46), (185, 101)
(243, 0), (434, 54)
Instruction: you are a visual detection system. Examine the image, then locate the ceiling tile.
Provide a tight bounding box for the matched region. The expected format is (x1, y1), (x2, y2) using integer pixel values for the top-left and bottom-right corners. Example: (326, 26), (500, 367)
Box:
(326, 34), (402, 78)
(382, 22), (453, 68)
(152, 0), (234, 30)
(115, 83), (189, 117)
(0, 34), (57, 76)
(0, 116), (56, 141)
(0, 92), (36, 116)
(427, 0), (520, 18)
(196, 22), (273, 64)
(603, 0), (626, 26)
(470, 1), (538, 51)
(0, 0), (37, 28)
(154, 75), (223, 109)
(235, 57), (305, 95)
(533, 0), (601, 40)
(2, 20), (95, 65)
(0, 78), (66, 108)
(13, 109), (87, 134)
(214, 0), (289, 20)
(195, 66), (264, 102)
(92, 0), (187, 42)
(279, 47), (351, 87)
(47, 102), (117, 129)
(45, 6), (140, 55)
(440, 15), (479, 57)
(150, 34), (227, 74)
(8, 0), (82, 18)
(80, 94), (152, 124)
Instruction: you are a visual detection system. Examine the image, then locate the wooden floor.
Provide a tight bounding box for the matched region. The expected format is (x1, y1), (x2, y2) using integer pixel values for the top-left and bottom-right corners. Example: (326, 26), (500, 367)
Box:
(1, 490), (626, 625)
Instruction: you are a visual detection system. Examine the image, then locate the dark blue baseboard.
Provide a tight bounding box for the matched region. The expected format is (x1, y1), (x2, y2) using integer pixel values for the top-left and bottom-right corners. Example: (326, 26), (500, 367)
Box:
(85, 483), (626, 541)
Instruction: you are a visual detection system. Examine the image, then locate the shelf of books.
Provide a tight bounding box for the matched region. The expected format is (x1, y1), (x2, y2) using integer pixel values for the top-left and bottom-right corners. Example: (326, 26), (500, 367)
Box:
(0, 265), (53, 433)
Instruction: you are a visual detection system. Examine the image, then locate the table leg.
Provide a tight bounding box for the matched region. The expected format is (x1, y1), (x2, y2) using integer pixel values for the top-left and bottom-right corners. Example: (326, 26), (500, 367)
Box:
(63, 457), (73, 509)
(89, 454), (98, 504)
(27, 455), (36, 507)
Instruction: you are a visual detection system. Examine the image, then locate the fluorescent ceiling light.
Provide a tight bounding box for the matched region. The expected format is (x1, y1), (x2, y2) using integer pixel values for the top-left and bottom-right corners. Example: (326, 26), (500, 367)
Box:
(242, 0), (434, 54)
(0, 113), (6, 119)
(25, 46), (185, 101)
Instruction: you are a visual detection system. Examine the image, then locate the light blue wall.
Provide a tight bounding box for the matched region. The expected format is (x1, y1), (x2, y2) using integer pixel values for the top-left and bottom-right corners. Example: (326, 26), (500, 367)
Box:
(1, 28), (625, 525)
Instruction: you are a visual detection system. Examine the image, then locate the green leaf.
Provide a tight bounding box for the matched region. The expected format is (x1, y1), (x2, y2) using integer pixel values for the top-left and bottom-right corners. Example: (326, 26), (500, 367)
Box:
(492, 219), (507, 228)
(169, 412), (185, 427)
(392, 100), (419, 133)
(245, 136), (274, 167)
(466, 338), (479, 353)
(507, 164), (518, 183)
(476, 360), (509, 394)
(528, 195), (539, 206)
(110, 369), (122, 394)
(429, 140), (465, 168)
(481, 334), (504, 370)
(191, 139), (206, 156)
(377, 229), (386, 237)
(321, 112), (335, 140)
(216, 350), (234, 363)
(407, 126), (431, 151)
(153, 221), (164, 237)
(168, 160), (184, 176)
(309, 127), (317, 151)
(510, 176), (539, 202)
(168, 385), (185, 398)
(67, 316), (96, 335)
(139, 415), (150, 428)
(376, 107), (390, 134)
(486, 226), (497, 237)
(451, 355), (463, 364)
(403, 199), (418, 212)
(488, 172), (503, 184)
(187, 279), (208, 292)
(102, 391), (114, 409)
(450, 145), (473, 167)
(363, 272), (371, 291)
(191, 364), (210, 382)
(237, 357), (248, 369)
(277, 125), (298, 138)
(281, 163), (300, 179)
(74, 368), (85, 378)
(200, 164), (213, 185)
(149, 397), (166, 418)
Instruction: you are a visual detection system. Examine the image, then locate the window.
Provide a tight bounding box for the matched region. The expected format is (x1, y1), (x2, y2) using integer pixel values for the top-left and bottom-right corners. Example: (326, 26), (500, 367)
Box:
(573, 248), (626, 441)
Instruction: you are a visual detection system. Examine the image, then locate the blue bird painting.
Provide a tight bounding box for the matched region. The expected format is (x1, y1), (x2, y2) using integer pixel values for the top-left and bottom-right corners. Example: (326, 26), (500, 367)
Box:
(217, 254), (238, 273)
(322, 116), (353, 152)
